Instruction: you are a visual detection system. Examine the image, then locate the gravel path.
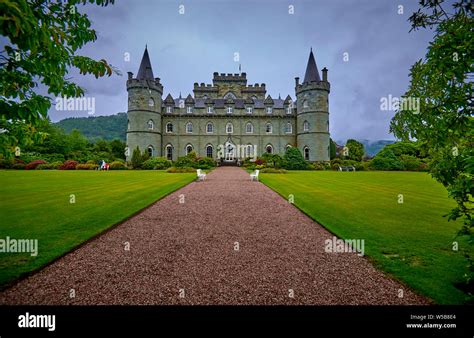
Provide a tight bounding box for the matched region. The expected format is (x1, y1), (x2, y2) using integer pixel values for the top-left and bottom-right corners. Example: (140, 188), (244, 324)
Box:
(0, 167), (429, 305)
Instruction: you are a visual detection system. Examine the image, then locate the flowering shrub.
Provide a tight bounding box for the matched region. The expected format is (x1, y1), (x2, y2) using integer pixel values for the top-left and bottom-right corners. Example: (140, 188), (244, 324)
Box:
(110, 161), (128, 170)
(76, 163), (98, 170)
(25, 160), (47, 170)
(60, 160), (78, 170)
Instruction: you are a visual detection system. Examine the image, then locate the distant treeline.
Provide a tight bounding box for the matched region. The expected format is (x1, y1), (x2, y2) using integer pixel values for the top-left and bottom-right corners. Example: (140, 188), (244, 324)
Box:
(55, 113), (127, 141)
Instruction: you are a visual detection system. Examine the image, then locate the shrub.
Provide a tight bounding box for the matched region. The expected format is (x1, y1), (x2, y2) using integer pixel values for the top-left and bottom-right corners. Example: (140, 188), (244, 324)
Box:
(110, 161), (128, 170)
(76, 163), (98, 170)
(25, 160), (47, 170)
(142, 157), (172, 170)
(12, 163), (25, 170)
(166, 166), (196, 173)
(255, 164), (265, 170)
(195, 157), (216, 169)
(260, 168), (287, 173)
(175, 156), (194, 168)
(312, 161), (330, 170)
(370, 149), (404, 171)
(254, 158), (265, 166)
(400, 155), (422, 171)
(60, 160), (78, 170)
(0, 158), (14, 169)
(283, 147), (309, 170)
(36, 161), (63, 170)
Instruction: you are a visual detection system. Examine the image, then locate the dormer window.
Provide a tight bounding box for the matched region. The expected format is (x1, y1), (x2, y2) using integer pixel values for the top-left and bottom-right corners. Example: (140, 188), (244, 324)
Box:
(166, 106), (172, 113)
(187, 106), (193, 114)
(207, 106), (213, 114)
(227, 107), (233, 114)
(246, 107), (253, 114)
(266, 107), (272, 114)
(286, 107), (292, 114)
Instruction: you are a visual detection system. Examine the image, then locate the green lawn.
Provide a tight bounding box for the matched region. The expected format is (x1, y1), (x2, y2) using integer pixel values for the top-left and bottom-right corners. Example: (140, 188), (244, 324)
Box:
(0, 170), (195, 288)
(260, 171), (472, 304)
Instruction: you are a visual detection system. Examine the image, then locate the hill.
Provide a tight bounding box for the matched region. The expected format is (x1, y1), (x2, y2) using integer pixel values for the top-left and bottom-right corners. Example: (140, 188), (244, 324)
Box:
(55, 113), (127, 141)
(336, 139), (396, 157)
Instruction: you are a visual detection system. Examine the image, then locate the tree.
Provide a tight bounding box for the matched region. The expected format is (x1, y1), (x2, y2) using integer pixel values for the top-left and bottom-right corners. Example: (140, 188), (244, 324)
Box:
(329, 138), (337, 160)
(130, 146), (143, 169)
(283, 147), (309, 170)
(345, 139), (365, 162)
(390, 0), (473, 236)
(0, 0), (116, 158)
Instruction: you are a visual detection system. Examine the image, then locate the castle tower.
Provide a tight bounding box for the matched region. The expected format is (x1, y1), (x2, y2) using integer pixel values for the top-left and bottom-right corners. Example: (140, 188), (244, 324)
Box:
(295, 49), (330, 161)
(126, 46), (163, 160)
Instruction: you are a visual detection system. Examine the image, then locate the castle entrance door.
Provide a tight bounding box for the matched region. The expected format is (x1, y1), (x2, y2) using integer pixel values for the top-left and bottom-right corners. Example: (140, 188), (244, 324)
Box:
(224, 141), (235, 161)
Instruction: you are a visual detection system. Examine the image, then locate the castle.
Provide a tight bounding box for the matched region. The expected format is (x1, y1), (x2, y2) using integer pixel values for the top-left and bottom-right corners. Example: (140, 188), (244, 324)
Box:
(126, 47), (330, 162)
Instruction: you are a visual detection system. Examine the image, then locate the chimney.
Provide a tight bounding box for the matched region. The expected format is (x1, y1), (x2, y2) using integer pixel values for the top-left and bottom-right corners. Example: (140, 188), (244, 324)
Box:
(322, 67), (328, 82)
(295, 77), (300, 86)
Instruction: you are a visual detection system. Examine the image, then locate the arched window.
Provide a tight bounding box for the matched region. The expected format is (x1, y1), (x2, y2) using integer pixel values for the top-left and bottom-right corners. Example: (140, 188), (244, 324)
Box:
(303, 120), (309, 132)
(206, 122), (214, 133)
(186, 122), (193, 133)
(224, 92), (237, 100)
(245, 122), (253, 133)
(266, 145), (273, 154)
(186, 144), (193, 155)
(285, 144), (292, 151)
(147, 145), (154, 157)
(147, 119), (154, 130)
(166, 122), (173, 133)
(165, 145), (173, 161)
(303, 100), (309, 109)
(226, 122), (233, 134)
(265, 123), (273, 133)
(251, 95), (258, 101)
(285, 122), (292, 134)
(148, 98), (154, 107)
(206, 145), (213, 158)
(304, 147), (310, 160)
(245, 144), (254, 158)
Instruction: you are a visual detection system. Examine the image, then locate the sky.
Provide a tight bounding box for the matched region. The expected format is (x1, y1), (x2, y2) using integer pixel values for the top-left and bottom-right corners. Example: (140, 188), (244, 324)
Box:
(46, 0), (437, 141)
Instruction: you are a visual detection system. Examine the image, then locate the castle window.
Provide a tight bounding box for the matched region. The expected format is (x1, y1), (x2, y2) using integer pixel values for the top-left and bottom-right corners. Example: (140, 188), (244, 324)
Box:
(227, 106), (233, 114)
(303, 120), (309, 132)
(148, 98), (154, 107)
(224, 92), (237, 100)
(286, 144), (292, 151)
(165, 145), (173, 161)
(186, 144), (193, 155)
(265, 123), (273, 133)
(304, 147), (310, 161)
(266, 107), (272, 114)
(147, 145), (154, 157)
(166, 106), (172, 113)
(245, 122), (253, 133)
(147, 120), (154, 130)
(251, 96), (258, 101)
(245, 145), (254, 158)
(327, 120), (329, 132)
(127, 120), (130, 130)
(206, 145), (213, 158)
(207, 106), (213, 114)
(286, 106), (292, 114)
(246, 107), (253, 114)
(203, 95), (208, 99)
(206, 122), (214, 133)
(166, 122), (173, 133)
(226, 122), (233, 134)
(285, 122), (292, 134)
(187, 106), (193, 114)
(186, 122), (193, 133)
(303, 100), (309, 109)
(266, 145), (273, 154)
